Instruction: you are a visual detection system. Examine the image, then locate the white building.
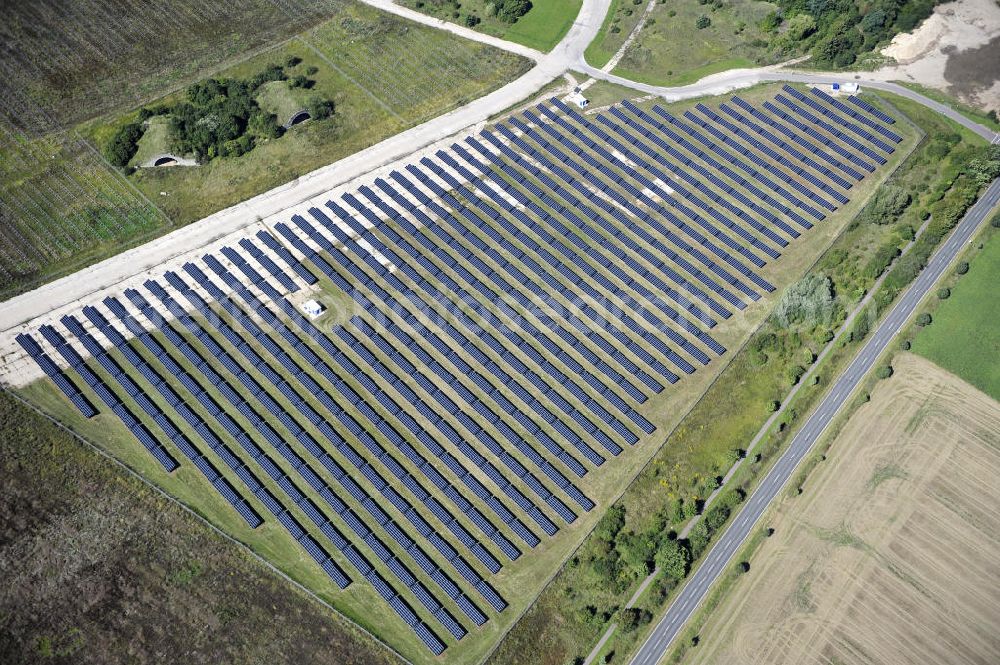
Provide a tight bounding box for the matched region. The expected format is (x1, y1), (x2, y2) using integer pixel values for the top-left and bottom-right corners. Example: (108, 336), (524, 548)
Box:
(301, 299), (324, 319)
(831, 82), (860, 94)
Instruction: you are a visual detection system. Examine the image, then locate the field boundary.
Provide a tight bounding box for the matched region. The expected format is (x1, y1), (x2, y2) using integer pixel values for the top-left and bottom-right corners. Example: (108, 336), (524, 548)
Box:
(1, 387), (413, 665)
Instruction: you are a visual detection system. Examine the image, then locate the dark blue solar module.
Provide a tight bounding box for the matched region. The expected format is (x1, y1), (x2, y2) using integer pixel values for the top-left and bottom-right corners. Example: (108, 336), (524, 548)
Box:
(134, 277), (492, 626)
(847, 95), (896, 125)
(728, 96), (867, 181)
(192, 252), (549, 551)
(16, 333), (99, 418)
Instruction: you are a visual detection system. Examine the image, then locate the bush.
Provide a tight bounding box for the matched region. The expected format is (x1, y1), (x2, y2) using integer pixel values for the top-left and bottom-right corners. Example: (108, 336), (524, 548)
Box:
(937, 287), (951, 299)
(307, 97), (335, 120)
(876, 364), (893, 379)
(104, 122), (145, 169)
(857, 184), (912, 225)
(990, 211), (1000, 228)
(772, 274), (837, 328)
(494, 0), (532, 23)
(695, 15), (711, 29)
(916, 312), (932, 326)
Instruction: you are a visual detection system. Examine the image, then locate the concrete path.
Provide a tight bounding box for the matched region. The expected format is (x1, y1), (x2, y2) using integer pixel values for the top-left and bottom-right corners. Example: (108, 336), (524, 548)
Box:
(0, 0), (611, 334)
(354, 0), (544, 61)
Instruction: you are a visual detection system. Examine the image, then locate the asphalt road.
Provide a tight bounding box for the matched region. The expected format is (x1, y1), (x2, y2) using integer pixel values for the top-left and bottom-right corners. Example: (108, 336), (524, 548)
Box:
(629, 177), (1000, 665)
(579, 64), (1000, 143)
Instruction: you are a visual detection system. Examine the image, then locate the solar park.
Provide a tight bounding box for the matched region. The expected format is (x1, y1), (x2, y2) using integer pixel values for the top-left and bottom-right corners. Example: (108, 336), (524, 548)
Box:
(13, 84), (911, 663)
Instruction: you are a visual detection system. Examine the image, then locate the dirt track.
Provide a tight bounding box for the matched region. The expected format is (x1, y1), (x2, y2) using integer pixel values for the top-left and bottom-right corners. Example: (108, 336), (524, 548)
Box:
(681, 353), (1000, 665)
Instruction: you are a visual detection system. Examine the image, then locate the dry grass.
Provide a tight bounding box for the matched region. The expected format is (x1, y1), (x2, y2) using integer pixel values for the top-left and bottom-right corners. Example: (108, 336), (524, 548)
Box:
(0, 391), (399, 665)
(679, 353), (1000, 665)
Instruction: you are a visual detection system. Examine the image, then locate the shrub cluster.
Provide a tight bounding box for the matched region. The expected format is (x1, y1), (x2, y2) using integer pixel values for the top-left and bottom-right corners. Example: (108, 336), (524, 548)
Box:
(104, 60), (335, 168)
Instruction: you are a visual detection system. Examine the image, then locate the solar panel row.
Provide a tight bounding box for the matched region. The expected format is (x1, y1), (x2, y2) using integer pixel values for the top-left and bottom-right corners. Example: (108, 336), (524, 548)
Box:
(34, 325), (184, 473)
(655, 105), (830, 220)
(308, 202), (643, 452)
(166, 270), (511, 583)
(192, 255), (547, 552)
(600, 107), (802, 249)
(696, 103), (851, 204)
(797, 87), (902, 145)
(426, 147), (672, 396)
(847, 95), (896, 125)
(521, 106), (773, 299)
(716, 102), (855, 192)
(345, 183), (646, 433)
(16, 333), (98, 417)
(484, 121), (729, 361)
(74, 303), (375, 591)
(134, 276), (493, 627)
(546, 98), (793, 253)
(346, 189), (612, 483)
(774, 94), (888, 165)
(270, 221), (558, 546)
(533, 101), (779, 278)
(236, 238), (300, 293)
(115, 285), (452, 649)
(411, 156), (655, 405)
(448, 143), (689, 382)
(256, 230), (319, 285)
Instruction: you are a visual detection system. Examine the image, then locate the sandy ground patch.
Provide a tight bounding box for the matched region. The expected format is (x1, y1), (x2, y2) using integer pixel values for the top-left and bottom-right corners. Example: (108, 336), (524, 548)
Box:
(680, 352), (1000, 665)
(870, 0), (1000, 112)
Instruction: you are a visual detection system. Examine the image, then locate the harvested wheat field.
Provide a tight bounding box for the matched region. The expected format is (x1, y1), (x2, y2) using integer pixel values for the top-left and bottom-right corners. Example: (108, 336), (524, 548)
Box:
(680, 352), (1000, 665)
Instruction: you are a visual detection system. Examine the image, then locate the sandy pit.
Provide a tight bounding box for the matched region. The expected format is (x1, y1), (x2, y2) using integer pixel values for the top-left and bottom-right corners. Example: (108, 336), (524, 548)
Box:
(870, 0), (1000, 112)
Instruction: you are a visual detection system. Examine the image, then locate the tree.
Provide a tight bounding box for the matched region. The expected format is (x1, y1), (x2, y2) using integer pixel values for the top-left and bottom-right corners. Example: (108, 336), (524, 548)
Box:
(773, 273), (837, 328)
(916, 312), (932, 326)
(785, 13), (816, 40)
(495, 0), (532, 23)
(686, 520), (710, 558)
(956, 261), (969, 275)
(617, 530), (658, 577)
(654, 538), (690, 580)
(695, 15), (711, 29)
(937, 287), (951, 299)
(876, 364), (893, 379)
(104, 121), (145, 169)
(858, 184), (911, 225)
(619, 607), (643, 632)
(596, 504), (626, 541)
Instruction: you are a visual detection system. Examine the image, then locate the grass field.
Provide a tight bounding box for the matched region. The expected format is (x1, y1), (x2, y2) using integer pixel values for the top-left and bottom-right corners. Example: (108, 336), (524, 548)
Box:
(397, 0), (582, 52)
(673, 353), (1000, 664)
(15, 81), (920, 665)
(0, 390), (399, 665)
(612, 0), (778, 86)
(584, 0), (650, 68)
(912, 230), (1000, 401)
(0, 115), (169, 300)
(0, 0), (348, 129)
(0, 0), (530, 299)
